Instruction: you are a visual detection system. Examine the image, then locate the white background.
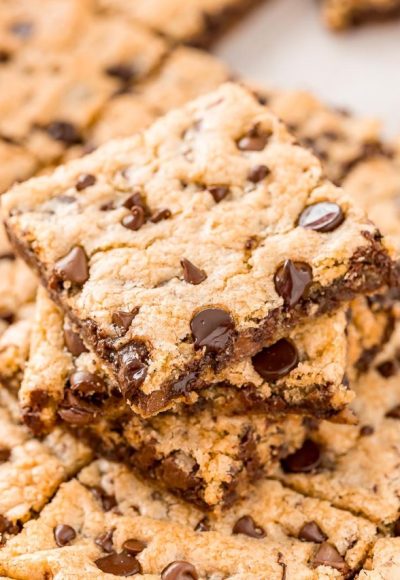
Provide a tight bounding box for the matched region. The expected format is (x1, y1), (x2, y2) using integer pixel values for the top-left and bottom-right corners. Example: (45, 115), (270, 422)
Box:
(215, 0), (400, 136)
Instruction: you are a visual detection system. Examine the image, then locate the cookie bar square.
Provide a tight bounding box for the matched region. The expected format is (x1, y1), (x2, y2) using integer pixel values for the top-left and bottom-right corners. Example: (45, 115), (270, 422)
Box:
(3, 83), (396, 417)
(0, 456), (377, 578)
(322, 0), (400, 29)
(279, 321), (400, 530)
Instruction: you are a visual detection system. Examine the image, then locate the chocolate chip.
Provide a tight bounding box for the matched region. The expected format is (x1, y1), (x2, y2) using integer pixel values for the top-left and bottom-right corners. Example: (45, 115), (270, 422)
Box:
(252, 338), (299, 381)
(95, 530), (114, 553)
(122, 538), (147, 555)
(360, 425), (374, 436)
(118, 342), (149, 399)
(95, 552), (142, 576)
(298, 521), (327, 543)
(281, 439), (321, 473)
(0, 251), (15, 261)
(274, 260), (313, 307)
(181, 259), (207, 285)
(105, 64), (136, 83)
(0, 50), (11, 63)
(312, 542), (349, 573)
(58, 392), (97, 425)
(76, 174), (96, 191)
(376, 360), (397, 378)
(248, 164), (270, 183)
(100, 200), (116, 211)
(122, 193), (145, 210)
(69, 371), (107, 397)
(90, 486), (117, 511)
(158, 455), (198, 491)
(393, 517), (400, 536)
(46, 121), (82, 145)
(150, 208), (171, 223)
(0, 515), (19, 535)
(64, 325), (88, 356)
(53, 524), (76, 547)
(195, 517), (210, 532)
(298, 202), (344, 233)
(0, 448), (10, 462)
(190, 308), (235, 353)
(237, 125), (271, 151)
(121, 206), (145, 231)
(161, 561), (199, 580)
(208, 186), (229, 203)
(232, 515), (266, 538)
(10, 21), (33, 38)
(386, 405), (400, 419)
(112, 308), (139, 332)
(54, 246), (89, 285)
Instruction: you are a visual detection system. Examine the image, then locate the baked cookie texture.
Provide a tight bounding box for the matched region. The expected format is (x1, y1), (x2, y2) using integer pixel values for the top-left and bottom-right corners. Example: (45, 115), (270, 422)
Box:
(322, 0), (400, 29)
(3, 83), (396, 418)
(0, 456), (378, 578)
(280, 319), (400, 531)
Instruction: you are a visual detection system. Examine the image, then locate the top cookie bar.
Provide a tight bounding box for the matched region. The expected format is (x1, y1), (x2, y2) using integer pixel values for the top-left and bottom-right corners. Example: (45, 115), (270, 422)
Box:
(3, 83), (396, 416)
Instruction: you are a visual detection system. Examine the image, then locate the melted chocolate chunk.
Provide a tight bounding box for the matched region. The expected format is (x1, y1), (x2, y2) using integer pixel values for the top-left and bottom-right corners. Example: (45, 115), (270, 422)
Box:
(64, 325), (88, 356)
(298, 202), (344, 233)
(0, 515), (19, 535)
(58, 392), (97, 426)
(376, 360), (397, 378)
(76, 174), (96, 191)
(393, 517), (400, 536)
(208, 186), (229, 203)
(0, 448), (10, 462)
(360, 425), (374, 436)
(105, 64), (136, 83)
(237, 125), (271, 151)
(121, 206), (145, 231)
(112, 308), (139, 332)
(252, 339), (299, 381)
(181, 259), (207, 285)
(150, 208), (171, 223)
(158, 456), (198, 491)
(281, 439), (321, 473)
(248, 164), (270, 183)
(117, 342), (149, 399)
(122, 192), (145, 210)
(46, 121), (82, 145)
(312, 542), (349, 573)
(69, 371), (107, 396)
(95, 530), (114, 553)
(232, 515), (266, 538)
(298, 521), (327, 543)
(95, 552), (142, 575)
(386, 405), (400, 419)
(190, 308), (235, 353)
(274, 260), (313, 307)
(161, 561), (199, 580)
(53, 524), (76, 547)
(54, 246), (89, 285)
(122, 538), (147, 555)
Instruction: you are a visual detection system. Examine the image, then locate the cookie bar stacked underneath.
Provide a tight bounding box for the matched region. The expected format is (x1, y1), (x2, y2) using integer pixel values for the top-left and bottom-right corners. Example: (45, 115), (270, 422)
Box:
(3, 83), (396, 419)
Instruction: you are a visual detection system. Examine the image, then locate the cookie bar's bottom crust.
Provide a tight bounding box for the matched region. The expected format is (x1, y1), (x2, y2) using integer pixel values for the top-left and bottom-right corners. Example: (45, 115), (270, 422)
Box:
(6, 221), (396, 417)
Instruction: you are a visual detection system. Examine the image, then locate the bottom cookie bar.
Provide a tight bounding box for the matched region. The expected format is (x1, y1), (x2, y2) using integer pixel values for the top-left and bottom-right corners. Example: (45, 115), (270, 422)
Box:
(0, 456), (378, 579)
(280, 321), (400, 530)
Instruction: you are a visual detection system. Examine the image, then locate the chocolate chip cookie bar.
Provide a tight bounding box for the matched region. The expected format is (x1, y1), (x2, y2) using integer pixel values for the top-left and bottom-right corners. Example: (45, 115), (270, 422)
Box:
(4, 83), (396, 417)
(0, 388), (92, 544)
(322, 0), (400, 29)
(280, 321), (400, 530)
(0, 456), (378, 578)
(97, 0), (264, 47)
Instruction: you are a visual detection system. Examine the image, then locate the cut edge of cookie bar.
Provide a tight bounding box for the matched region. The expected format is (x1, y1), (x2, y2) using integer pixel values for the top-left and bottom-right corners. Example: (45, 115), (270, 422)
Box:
(322, 0), (400, 30)
(0, 456), (379, 579)
(3, 83), (397, 417)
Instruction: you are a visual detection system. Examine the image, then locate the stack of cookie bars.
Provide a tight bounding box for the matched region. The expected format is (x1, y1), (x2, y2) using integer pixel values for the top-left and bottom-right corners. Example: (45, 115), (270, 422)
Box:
(1, 1), (400, 578)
